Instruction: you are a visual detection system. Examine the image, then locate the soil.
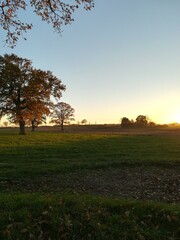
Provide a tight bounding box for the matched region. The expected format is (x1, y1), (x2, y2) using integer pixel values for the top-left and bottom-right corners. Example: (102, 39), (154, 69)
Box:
(1, 165), (179, 203)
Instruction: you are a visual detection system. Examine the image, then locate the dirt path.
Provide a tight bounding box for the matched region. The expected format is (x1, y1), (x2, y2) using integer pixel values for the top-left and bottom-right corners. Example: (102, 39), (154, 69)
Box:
(1, 166), (179, 203)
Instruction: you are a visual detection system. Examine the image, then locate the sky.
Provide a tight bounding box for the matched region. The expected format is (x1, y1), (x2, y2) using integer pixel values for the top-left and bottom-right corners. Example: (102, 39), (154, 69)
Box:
(1, 0), (180, 124)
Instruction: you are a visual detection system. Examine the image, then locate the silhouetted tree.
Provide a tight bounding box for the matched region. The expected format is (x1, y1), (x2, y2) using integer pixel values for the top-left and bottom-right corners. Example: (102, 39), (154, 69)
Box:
(121, 117), (131, 128)
(135, 115), (148, 127)
(0, 54), (65, 134)
(0, 0), (94, 47)
(81, 119), (88, 125)
(50, 102), (75, 131)
(149, 121), (156, 127)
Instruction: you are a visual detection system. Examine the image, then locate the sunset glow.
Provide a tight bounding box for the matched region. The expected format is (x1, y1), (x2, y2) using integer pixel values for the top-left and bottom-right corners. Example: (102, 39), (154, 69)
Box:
(166, 112), (180, 124)
(1, 1), (180, 125)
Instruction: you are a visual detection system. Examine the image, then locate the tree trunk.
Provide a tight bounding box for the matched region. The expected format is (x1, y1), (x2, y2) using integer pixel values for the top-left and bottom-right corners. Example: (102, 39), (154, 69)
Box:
(19, 118), (26, 135)
(61, 121), (64, 131)
(32, 124), (35, 132)
(31, 119), (36, 132)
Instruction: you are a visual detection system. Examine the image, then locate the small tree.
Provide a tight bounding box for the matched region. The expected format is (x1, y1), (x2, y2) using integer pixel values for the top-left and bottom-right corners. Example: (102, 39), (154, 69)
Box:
(81, 119), (87, 125)
(121, 117), (131, 128)
(50, 102), (75, 131)
(0, 54), (66, 134)
(135, 115), (148, 127)
(149, 121), (156, 127)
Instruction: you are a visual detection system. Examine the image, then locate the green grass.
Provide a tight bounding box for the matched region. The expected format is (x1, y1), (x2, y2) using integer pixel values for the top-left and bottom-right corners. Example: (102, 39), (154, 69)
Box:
(0, 129), (180, 180)
(0, 129), (180, 239)
(0, 193), (179, 240)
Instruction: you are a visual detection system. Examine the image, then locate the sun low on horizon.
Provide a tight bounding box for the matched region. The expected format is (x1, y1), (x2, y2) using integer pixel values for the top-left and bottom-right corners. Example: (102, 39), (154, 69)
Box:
(153, 106), (180, 124)
(164, 112), (180, 124)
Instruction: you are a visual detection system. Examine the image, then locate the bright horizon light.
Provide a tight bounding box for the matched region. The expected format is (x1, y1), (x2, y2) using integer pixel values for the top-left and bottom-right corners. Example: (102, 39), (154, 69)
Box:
(164, 112), (180, 124)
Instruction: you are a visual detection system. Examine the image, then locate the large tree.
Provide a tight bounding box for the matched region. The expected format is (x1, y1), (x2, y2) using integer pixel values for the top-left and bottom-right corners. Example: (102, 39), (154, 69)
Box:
(50, 102), (75, 131)
(0, 0), (94, 47)
(0, 54), (66, 134)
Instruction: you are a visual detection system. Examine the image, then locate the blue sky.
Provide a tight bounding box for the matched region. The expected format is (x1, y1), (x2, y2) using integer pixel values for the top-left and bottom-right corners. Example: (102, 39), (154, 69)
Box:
(2, 0), (180, 124)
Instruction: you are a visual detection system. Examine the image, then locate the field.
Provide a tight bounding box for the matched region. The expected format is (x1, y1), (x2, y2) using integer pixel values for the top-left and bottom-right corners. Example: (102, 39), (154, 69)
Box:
(0, 126), (179, 239)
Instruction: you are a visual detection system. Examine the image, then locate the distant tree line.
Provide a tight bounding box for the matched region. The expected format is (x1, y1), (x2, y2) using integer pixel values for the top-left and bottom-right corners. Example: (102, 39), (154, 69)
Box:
(121, 115), (156, 128)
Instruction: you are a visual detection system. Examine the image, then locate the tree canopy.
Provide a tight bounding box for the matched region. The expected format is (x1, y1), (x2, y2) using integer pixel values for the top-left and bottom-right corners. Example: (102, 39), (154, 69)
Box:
(0, 54), (66, 134)
(135, 115), (148, 127)
(121, 117), (132, 128)
(81, 119), (87, 125)
(0, 0), (94, 47)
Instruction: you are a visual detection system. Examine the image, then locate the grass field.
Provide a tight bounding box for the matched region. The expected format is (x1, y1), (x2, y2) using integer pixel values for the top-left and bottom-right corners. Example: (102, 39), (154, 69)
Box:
(0, 127), (179, 239)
